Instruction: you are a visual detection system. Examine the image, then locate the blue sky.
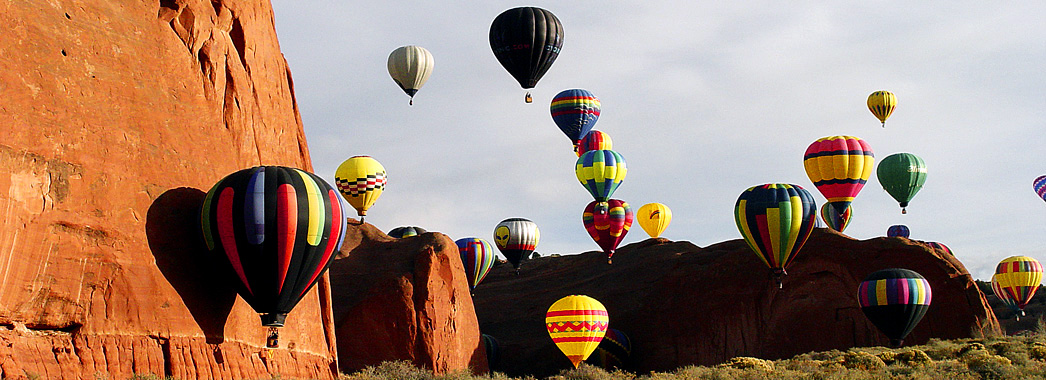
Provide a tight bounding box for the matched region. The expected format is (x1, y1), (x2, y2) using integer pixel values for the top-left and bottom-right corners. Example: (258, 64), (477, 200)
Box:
(270, 2), (1046, 280)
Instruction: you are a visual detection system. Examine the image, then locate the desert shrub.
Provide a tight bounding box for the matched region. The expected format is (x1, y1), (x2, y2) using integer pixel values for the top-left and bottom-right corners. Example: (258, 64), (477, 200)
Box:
(961, 351), (1016, 380)
(921, 338), (962, 360)
(1030, 341), (1046, 361)
(957, 342), (987, 357)
(340, 361), (434, 380)
(840, 351), (885, 371)
(876, 351), (897, 365)
(548, 364), (633, 380)
(716, 357), (773, 372)
(894, 349), (933, 367)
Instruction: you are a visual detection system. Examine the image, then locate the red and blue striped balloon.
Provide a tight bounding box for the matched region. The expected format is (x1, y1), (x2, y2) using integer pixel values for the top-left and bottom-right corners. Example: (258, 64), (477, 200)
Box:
(551, 89), (601, 148)
(456, 237), (496, 292)
(201, 166), (346, 328)
(857, 268), (931, 346)
(577, 130), (612, 157)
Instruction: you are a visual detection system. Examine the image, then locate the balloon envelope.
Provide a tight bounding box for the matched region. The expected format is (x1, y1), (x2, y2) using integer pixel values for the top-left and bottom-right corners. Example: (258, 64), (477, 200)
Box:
(1034, 175), (1046, 203)
(493, 218), (540, 270)
(576, 150), (627, 202)
(734, 184), (816, 279)
(803, 136), (874, 215)
(481, 334), (500, 368)
(877, 153), (927, 214)
(887, 225), (910, 238)
(994, 256), (1043, 311)
(387, 45), (434, 104)
(585, 328), (631, 370)
(857, 268), (931, 346)
(991, 274), (1022, 315)
(551, 89), (600, 147)
(583, 200), (634, 262)
(388, 226), (427, 238)
(456, 238), (496, 292)
(201, 166), (347, 326)
(489, 7), (563, 90)
(334, 156), (386, 217)
(867, 90), (897, 126)
(546, 295), (609, 368)
(636, 203), (671, 238)
(578, 130), (613, 157)
(820, 203), (852, 233)
(925, 242), (951, 255)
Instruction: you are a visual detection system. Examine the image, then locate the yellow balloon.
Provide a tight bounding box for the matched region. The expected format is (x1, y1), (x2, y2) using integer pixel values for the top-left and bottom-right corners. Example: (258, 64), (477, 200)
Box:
(636, 203), (672, 238)
(867, 90), (897, 127)
(334, 156), (386, 217)
(994, 256), (1043, 310)
(546, 295), (608, 368)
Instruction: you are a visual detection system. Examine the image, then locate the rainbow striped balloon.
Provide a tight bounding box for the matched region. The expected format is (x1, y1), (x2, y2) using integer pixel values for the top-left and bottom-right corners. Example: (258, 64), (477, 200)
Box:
(820, 202), (852, 233)
(994, 256), (1043, 312)
(576, 150), (627, 203)
(546, 295), (609, 368)
(577, 130), (613, 157)
(734, 184), (816, 283)
(551, 89), (601, 147)
(857, 268), (931, 346)
(991, 274), (1022, 316)
(201, 166), (347, 328)
(583, 199), (633, 263)
(456, 237), (496, 292)
(1034, 175), (1046, 203)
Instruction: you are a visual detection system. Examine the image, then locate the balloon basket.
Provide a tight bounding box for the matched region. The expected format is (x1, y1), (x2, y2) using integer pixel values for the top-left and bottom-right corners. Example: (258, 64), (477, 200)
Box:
(525, 92), (533, 103)
(266, 327), (279, 349)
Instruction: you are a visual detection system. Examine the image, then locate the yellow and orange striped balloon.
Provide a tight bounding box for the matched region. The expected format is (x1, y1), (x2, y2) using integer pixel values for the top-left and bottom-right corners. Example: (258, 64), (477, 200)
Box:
(546, 295), (609, 368)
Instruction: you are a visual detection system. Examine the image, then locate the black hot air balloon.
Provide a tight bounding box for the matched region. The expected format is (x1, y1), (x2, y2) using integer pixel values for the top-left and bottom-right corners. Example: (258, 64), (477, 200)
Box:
(489, 7), (564, 103)
(200, 166), (347, 348)
(857, 268), (932, 347)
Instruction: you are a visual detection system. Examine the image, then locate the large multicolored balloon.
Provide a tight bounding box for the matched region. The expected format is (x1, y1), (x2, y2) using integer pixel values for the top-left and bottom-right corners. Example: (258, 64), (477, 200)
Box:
(583, 199), (633, 264)
(546, 295), (609, 368)
(482, 334), (500, 368)
(803, 136), (874, 216)
(991, 274), (1022, 318)
(857, 268), (932, 347)
(456, 238), (496, 292)
(551, 89), (601, 150)
(577, 130), (612, 157)
(1034, 175), (1046, 203)
(489, 7), (563, 103)
(877, 153), (927, 214)
(887, 225), (910, 238)
(493, 218), (540, 271)
(388, 226), (427, 238)
(201, 166), (347, 347)
(334, 156), (387, 218)
(585, 328), (631, 370)
(734, 184), (816, 286)
(867, 90), (897, 127)
(820, 202), (852, 233)
(387, 45), (434, 105)
(994, 256), (1043, 315)
(576, 150), (627, 203)
(636, 203), (671, 238)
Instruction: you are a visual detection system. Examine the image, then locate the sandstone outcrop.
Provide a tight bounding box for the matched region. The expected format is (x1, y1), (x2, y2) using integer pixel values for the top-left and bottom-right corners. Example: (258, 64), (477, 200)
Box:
(473, 229), (999, 377)
(0, 0), (334, 379)
(329, 223), (488, 375)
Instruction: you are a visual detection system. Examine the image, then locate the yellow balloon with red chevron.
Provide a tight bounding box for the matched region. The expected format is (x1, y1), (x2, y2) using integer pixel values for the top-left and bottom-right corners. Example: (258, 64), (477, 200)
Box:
(545, 295), (609, 368)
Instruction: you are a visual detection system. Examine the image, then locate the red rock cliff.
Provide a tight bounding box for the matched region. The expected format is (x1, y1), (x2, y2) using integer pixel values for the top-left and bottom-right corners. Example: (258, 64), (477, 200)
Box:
(0, 0), (335, 379)
(473, 229), (999, 377)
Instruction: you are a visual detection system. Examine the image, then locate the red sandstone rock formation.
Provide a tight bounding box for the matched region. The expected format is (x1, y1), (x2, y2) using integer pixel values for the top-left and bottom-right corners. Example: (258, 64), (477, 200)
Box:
(0, 0), (335, 379)
(329, 223), (488, 375)
(473, 229), (999, 377)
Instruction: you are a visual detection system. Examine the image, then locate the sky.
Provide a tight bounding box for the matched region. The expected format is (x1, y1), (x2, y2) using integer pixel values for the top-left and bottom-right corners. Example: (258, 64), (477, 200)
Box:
(269, 2), (1046, 281)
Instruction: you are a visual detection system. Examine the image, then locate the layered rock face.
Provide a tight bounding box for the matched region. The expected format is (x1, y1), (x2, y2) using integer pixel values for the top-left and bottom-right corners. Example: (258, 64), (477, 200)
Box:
(473, 229), (999, 377)
(329, 223), (487, 375)
(0, 0), (334, 379)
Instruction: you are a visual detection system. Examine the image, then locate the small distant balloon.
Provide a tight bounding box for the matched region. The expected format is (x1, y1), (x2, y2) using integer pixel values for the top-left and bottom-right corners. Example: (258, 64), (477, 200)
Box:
(925, 242), (951, 255)
(867, 90), (897, 127)
(388, 226), (427, 238)
(334, 156), (387, 218)
(1034, 175), (1046, 203)
(481, 334), (500, 368)
(877, 153), (926, 214)
(546, 295), (608, 368)
(636, 203), (671, 238)
(387, 45), (434, 105)
(585, 328), (631, 370)
(820, 203), (852, 233)
(577, 130), (612, 157)
(887, 225), (910, 238)
(857, 268), (931, 347)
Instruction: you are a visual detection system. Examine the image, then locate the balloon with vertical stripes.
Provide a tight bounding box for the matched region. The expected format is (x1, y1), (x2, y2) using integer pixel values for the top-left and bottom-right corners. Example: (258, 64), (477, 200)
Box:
(994, 256), (1043, 313)
(867, 90), (897, 127)
(857, 268), (931, 347)
(456, 237), (496, 292)
(991, 274), (1023, 318)
(546, 295), (609, 368)
(733, 183), (816, 286)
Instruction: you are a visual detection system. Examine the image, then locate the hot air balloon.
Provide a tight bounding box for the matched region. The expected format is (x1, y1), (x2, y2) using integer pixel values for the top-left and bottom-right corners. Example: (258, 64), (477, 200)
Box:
(578, 130), (613, 157)
(585, 328), (631, 370)
(334, 156), (386, 220)
(583, 199), (633, 264)
(636, 203), (671, 238)
(925, 241), (951, 255)
(877, 153), (926, 214)
(489, 7), (563, 103)
(819, 202), (852, 233)
(857, 268), (931, 347)
(482, 334), (500, 368)
(734, 184), (816, 287)
(493, 218), (540, 272)
(546, 295), (609, 368)
(551, 89), (600, 150)
(887, 225), (910, 238)
(576, 150), (627, 203)
(1034, 175), (1046, 203)
(991, 274), (1023, 318)
(867, 90), (897, 127)
(388, 226), (427, 238)
(994, 256), (1043, 316)
(387, 45), (434, 105)
(456, 237), (496, 293)
(200, 166), (347, 348)
(803, 136), (874, 216)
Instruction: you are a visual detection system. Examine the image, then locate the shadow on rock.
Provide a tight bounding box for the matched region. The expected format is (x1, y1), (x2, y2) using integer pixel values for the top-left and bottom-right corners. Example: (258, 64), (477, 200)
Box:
(146, 187), (236, 344)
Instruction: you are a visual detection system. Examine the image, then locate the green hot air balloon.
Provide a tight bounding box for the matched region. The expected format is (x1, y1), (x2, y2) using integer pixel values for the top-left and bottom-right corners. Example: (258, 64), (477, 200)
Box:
(876, 153), (926, 214)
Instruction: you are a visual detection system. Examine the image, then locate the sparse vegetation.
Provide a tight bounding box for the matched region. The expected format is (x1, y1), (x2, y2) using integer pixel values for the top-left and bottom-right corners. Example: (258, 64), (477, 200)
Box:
(339, 334), (1046, 380)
